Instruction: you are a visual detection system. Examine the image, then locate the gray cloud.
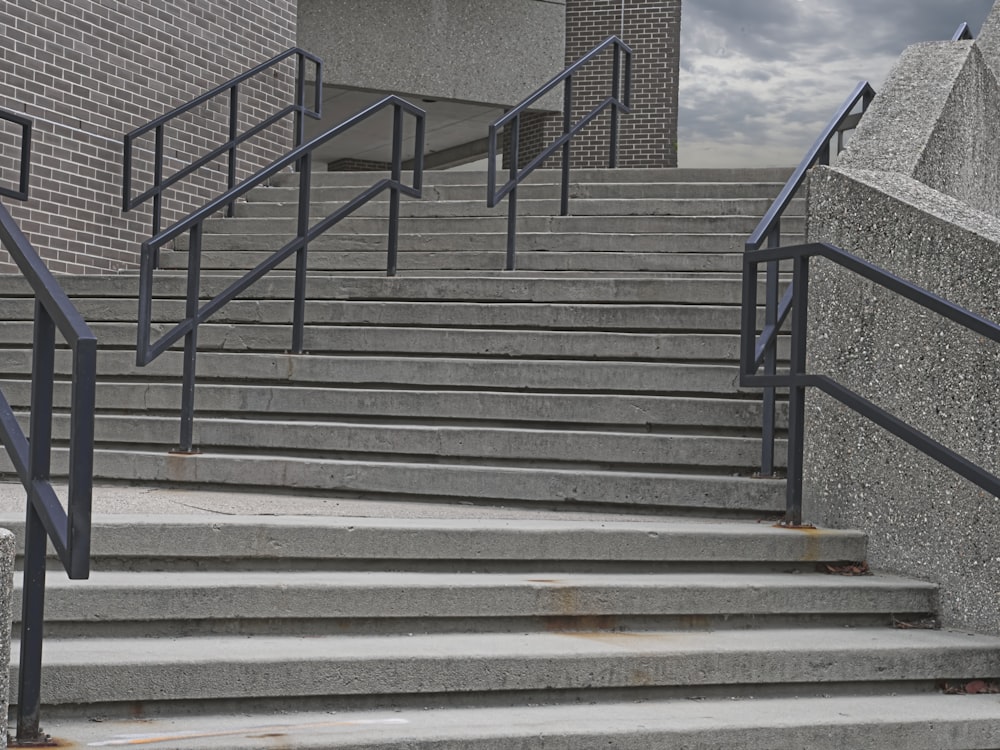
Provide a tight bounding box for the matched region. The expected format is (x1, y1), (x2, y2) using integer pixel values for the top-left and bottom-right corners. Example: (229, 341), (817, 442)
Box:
(679, 0), (996, 166)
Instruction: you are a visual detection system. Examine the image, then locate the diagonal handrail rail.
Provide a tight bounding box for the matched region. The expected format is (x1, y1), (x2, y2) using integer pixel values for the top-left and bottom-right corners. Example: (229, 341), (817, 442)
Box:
(486, 35), (632, 270)
(741, 242), (1000, 525)
(137, 95), (425, 453)
(123, 47), (322, 239)
(0, 108), (97, 743)
(745, 80), (876, 478)
(953, 22), (974, 41)
(745, 20), (976, 482)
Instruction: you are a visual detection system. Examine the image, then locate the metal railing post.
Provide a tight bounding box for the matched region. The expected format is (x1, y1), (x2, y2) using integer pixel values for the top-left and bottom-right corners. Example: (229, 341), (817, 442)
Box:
(387, 104), (403, 277)
(226, 85), (239, 217)
(506, 115), (520, 271)
(295, 52), (307, 150)
(16, 301), (57, 742)
(760, 224), (780, 476)
(561, 77), (572, 217)
(176, 223), (203, 453)
(784, 254), (810, 525)
(610, 43), (621, 168)
(16, 504), (47, 743)
(292, 153), (311, 353)
(152, 125), (165, 239)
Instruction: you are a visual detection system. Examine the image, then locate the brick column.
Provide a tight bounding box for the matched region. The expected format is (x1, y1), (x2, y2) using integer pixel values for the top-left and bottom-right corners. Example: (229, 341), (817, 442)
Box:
(557, 0), (682, 169)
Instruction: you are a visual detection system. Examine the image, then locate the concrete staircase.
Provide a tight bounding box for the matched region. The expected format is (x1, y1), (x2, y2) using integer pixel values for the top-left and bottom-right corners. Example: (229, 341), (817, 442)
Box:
(3, 168), (1000, 747)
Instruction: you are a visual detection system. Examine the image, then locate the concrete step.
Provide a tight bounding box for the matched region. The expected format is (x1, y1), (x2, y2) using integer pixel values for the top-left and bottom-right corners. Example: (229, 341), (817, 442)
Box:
(0, 449), (786, 512)
(248, 180), (796, 203)
(0, 381), (788, 431)
(28, 414), (781, 471)
(267, 167), (797, 188)
(234, 197), (805, 219)
(197, 214), (807, 236)
(159, 249), (752, 273)
(14, 627), (1000, 713)
(0, 512), (864, 568)
(3, 322), (786, 361)
(0, 274), (760, 305)
(0, 350), (754, 394)
(30, 695), (1000, 749)
(25, 570), (934, 636)
(0, 297), (765, 331)
(176, 231), (804, 254)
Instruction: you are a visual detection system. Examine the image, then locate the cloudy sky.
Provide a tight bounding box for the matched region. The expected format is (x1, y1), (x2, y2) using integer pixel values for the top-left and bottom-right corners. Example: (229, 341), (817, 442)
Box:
(678, 0), (996, 167)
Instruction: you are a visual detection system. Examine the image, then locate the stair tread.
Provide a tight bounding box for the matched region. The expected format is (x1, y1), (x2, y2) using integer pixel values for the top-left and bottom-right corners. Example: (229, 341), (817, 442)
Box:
(30, 695), (1000, 750)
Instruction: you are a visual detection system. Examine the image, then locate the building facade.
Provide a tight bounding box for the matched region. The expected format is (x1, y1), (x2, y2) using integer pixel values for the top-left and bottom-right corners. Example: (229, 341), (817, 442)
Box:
(1, 1), (681, 273)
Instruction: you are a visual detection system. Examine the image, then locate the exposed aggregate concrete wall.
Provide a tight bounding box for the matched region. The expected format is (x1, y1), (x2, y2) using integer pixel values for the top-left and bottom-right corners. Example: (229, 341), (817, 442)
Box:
(805, 3), (1000, 634)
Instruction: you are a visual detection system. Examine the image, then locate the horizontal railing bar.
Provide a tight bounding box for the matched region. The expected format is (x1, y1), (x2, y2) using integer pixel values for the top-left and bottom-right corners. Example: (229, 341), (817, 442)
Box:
(748, 242), (1000, 343)
(488, 95), (629, 207)
(127, 48), (321, 140)
(144, 96), (423, 251)
(125, 103), (299, 211)
(492, 37), (632, 128)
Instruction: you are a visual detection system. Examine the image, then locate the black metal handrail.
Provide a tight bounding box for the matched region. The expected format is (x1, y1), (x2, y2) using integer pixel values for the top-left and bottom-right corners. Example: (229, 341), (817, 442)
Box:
(953, 22), (974, 41)
(741, 242), (1000, 525)
(123, 47), (322, 238)
(487, 35), (632, 270)
(0, 110), (97, 743)
(137, 95), (425, 452)
(0, 108), (32, 201)
(745, 80), (876, 477)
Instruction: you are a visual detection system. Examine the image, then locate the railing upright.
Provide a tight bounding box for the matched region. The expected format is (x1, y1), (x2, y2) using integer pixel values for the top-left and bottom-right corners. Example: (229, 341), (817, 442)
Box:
(0, 108), (97, 745)
(135, 95), (425, 451)
(123, 47), (322, 241)
(487, 36), (632, 270)
(746, 80), (876, 478)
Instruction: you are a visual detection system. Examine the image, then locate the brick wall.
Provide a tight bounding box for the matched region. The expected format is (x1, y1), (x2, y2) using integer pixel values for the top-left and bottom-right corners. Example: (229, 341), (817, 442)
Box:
(517, 0), (681, 170)
(0, 0), (297, 274)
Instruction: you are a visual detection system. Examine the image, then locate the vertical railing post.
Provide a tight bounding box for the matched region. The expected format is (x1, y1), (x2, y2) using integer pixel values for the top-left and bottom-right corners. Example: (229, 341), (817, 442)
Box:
(16, 301), (57, 743)
(387, 104), (403, 277)
(760, 222), (781, 477)
(294, 52), (307, 150)
(560, 77), (573, 217)
(610, 43), (621, 168)
(152, 124), (165, 242)
(784, 254), (810, 525)
(176, 223), (203, 453)
(505, 115), (520, 271)
(292, 153), (311, 353)
(226, 85), (239, 217)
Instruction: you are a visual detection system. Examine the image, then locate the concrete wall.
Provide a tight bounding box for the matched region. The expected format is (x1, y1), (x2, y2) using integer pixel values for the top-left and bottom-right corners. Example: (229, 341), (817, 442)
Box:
(804, 5), (1000, 634)
(298, 0), (566, 107)
(0, 0), (297, 273)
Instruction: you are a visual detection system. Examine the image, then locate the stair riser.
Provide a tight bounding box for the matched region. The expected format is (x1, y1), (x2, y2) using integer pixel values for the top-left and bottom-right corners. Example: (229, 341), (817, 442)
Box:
(200, 215), (807, 236)
(0, 450), (786, 512)
(17, 414), (782, 470)
(0, 350), (753, 394)
(15, 632), (1000, 708)
(0, 300), (770, 331)
(268, 167), (796, 188)
(0, 381), (789, 431)
(0, 275), (760, 304)
(0, 324), (789, 362)
(234, 197), (804, 219)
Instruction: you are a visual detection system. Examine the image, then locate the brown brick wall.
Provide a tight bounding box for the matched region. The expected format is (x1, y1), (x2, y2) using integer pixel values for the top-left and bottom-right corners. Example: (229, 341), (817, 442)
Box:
(511, 0), (681, 170)
(0, 0), (297, 274)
